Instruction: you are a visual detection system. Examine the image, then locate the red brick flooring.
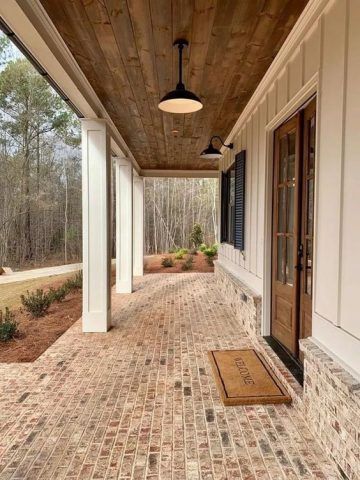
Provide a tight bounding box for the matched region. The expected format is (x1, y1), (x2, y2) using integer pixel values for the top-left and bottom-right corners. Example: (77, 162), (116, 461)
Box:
(0, 274), (340, 479)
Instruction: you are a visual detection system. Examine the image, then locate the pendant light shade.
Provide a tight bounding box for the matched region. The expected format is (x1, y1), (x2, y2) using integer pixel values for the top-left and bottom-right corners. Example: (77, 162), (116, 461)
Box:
(200, 136), (233, 160)
(158, 40), (203, 114)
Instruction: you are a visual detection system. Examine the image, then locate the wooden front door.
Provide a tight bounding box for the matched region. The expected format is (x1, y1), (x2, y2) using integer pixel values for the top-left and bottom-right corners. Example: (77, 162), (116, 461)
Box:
(271, 98), (316, 359)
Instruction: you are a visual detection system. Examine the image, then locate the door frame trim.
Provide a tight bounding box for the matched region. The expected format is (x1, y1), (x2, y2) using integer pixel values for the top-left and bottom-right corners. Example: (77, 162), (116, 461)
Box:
(262, 73), (319, 336)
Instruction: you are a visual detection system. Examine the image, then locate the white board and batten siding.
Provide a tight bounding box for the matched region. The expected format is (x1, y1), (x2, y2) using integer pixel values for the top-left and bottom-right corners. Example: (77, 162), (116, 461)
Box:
(218, 0), (360, 375)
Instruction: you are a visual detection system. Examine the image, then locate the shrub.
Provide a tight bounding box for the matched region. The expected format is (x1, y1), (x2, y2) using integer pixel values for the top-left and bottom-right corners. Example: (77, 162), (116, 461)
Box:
(190, 223), (204, 249)
(203, 244), (218, 266)
(181, 255), (194, 271)
(21, 289), (52, 318)
(161, 256), (174, 268)
(175, 248), (188, 260)
(64, 271), (83, 291)
(0, 307), (18, 342)
(199, 243), (207, 252)
(190, 247), (198, 255)
(48, 284), (69, 303)
(168, 247), (177, 254)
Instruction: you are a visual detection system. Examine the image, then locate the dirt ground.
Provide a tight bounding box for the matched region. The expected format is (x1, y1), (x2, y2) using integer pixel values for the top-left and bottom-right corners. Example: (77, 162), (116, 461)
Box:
(144, 252), (214, 274)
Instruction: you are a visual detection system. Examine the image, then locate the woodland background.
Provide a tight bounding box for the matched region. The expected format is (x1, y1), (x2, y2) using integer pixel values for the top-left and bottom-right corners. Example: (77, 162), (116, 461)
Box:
(0, 33), (218, 270)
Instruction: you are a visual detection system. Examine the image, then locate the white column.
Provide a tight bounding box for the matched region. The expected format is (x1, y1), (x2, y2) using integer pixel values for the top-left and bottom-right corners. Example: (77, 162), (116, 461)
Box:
(115, 157), (133, 293)
(81, 119), (111, 332)
(133, 176), (144, 276)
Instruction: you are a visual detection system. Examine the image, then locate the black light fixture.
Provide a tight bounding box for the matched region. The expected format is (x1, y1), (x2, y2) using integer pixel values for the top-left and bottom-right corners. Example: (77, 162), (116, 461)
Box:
(158, 39), (203, 114)
(200, 136), (234, 159)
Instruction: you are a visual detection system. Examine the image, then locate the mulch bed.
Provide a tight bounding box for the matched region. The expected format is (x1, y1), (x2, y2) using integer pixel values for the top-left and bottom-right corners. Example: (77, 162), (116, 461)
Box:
(0, 289), (82, 363)
(144, 252), (214, 274)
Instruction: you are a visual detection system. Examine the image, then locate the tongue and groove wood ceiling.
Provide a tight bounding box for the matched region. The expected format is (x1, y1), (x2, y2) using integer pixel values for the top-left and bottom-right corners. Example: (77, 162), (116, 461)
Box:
(40, 0), (308, 171)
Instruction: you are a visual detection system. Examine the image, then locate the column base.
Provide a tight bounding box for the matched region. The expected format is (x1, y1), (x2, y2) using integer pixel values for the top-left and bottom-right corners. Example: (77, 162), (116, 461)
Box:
(82, 310), (111, 332)
(116, 281), (133, 294)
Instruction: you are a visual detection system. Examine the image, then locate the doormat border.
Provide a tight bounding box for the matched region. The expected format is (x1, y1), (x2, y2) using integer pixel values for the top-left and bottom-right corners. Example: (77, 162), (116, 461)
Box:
(208, 348), (292, 406)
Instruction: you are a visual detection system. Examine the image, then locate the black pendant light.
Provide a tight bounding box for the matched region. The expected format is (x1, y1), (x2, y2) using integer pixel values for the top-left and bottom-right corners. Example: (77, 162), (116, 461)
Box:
(158, 39), (203, 114)
(200, 136), (233, 159)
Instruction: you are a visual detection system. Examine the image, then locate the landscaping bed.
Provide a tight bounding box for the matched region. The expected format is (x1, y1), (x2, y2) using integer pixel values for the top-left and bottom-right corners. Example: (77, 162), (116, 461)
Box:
(0, 288), (82, 363)
(144, 251), (215, 274)
(0, 274), (83, 363)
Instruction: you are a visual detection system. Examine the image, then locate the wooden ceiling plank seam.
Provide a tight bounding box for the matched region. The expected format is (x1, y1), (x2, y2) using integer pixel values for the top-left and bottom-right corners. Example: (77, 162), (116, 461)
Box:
(104, 0), (161, 167)
(78, 0), (151, 166)
(150, 0), (175, 168)
(172, 0), (194, 169)
(126, 0), (168, 166)
(42, 0), (148, 169)
(181, 0), (217, 169)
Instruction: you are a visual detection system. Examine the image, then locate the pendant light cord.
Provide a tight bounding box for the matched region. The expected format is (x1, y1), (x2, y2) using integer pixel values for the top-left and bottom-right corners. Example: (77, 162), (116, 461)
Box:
(177, 43), (184, 89)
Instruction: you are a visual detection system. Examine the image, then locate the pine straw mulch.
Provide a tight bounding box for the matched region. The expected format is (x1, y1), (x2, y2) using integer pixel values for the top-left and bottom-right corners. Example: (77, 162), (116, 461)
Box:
(144, 252), (214, 274)
(0, 287), (82, 363)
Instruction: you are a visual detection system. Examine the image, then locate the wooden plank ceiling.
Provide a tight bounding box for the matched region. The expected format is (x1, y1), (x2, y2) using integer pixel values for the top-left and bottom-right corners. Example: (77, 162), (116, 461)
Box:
(40, 0), (308, 171)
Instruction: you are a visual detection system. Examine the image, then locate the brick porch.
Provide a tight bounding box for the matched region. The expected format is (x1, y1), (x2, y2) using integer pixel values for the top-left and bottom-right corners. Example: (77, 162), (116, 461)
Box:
(0, 274), (340, 479)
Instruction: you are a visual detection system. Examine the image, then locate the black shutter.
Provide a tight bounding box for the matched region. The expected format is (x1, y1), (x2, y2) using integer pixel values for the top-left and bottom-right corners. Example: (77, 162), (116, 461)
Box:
(220, 171), (228, 243)
(234, 150), (246, 250)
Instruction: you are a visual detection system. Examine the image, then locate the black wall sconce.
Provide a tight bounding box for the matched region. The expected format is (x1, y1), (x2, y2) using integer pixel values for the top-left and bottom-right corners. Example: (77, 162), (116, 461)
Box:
(200, 136), (233, 159)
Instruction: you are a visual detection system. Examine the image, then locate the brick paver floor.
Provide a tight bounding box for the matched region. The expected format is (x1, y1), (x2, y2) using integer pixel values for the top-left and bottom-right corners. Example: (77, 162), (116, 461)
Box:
(0, 273), (340, 479)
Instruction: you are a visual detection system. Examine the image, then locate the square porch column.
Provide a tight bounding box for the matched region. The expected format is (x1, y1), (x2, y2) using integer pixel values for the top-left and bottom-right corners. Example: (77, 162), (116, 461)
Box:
(81, 119), (112, 332)
(133, 176), (144, 276)
(115, 157), (133, 293)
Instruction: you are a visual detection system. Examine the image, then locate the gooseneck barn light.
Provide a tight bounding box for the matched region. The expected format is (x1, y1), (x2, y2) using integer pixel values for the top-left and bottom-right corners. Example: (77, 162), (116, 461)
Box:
(200, 136), (234, 159)
(158, 39), (203, 114)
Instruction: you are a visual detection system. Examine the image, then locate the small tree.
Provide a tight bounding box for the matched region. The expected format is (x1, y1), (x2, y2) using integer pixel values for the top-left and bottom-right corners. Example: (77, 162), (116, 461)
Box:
(190, 223), (203, 249)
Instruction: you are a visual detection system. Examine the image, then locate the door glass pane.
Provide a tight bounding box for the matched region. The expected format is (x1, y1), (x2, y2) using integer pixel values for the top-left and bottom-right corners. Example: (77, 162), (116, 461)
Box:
(277, 236), (285, 283)
(307, 178), (314, 235)
(287, 132), (296, 181)
(286, 237), (294, 286)
(287, 184), (295, 233)
(279, 136), (287, 183)
(278, 187), (286, 233)
(305, 240), (312, 295)
(309, 116), (315, 175)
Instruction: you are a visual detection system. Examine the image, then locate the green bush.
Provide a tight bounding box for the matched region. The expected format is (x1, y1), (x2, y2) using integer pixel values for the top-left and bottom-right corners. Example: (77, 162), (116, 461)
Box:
(181, 255), (194, 271)
(0, 307), (18, 342)
(190, 223), (204, 249)
(168, 247), (177, 254)
(48, 284), (69, 303)
(203, 244), (218, 266)
(64, 271), (83, 291)
(21, 289), (52, 318)
(161, 256), (174, 268)
(199, 243), (207, 252)
(175, 248), (188, 260)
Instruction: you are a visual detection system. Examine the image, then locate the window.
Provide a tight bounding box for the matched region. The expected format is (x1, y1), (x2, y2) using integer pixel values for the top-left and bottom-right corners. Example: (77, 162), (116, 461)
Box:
(227, 164), (235, 244)
(220, 150), (246, 249)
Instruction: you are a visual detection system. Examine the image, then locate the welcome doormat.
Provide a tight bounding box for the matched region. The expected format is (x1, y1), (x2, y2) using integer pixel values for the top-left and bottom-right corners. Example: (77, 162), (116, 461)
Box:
(208, 349), (291, 406)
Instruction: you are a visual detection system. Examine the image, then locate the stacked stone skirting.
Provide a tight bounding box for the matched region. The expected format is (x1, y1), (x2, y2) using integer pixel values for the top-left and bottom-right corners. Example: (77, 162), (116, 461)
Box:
(300, 339), (360, 480)
(215, 260), (360, 479)
(214, 261), (262, 336)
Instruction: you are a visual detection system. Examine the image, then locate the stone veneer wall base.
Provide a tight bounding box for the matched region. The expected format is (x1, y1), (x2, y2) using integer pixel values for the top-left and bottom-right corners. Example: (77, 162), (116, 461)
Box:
(300, 339), (360, 480)
(215, 260), (360, 479)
